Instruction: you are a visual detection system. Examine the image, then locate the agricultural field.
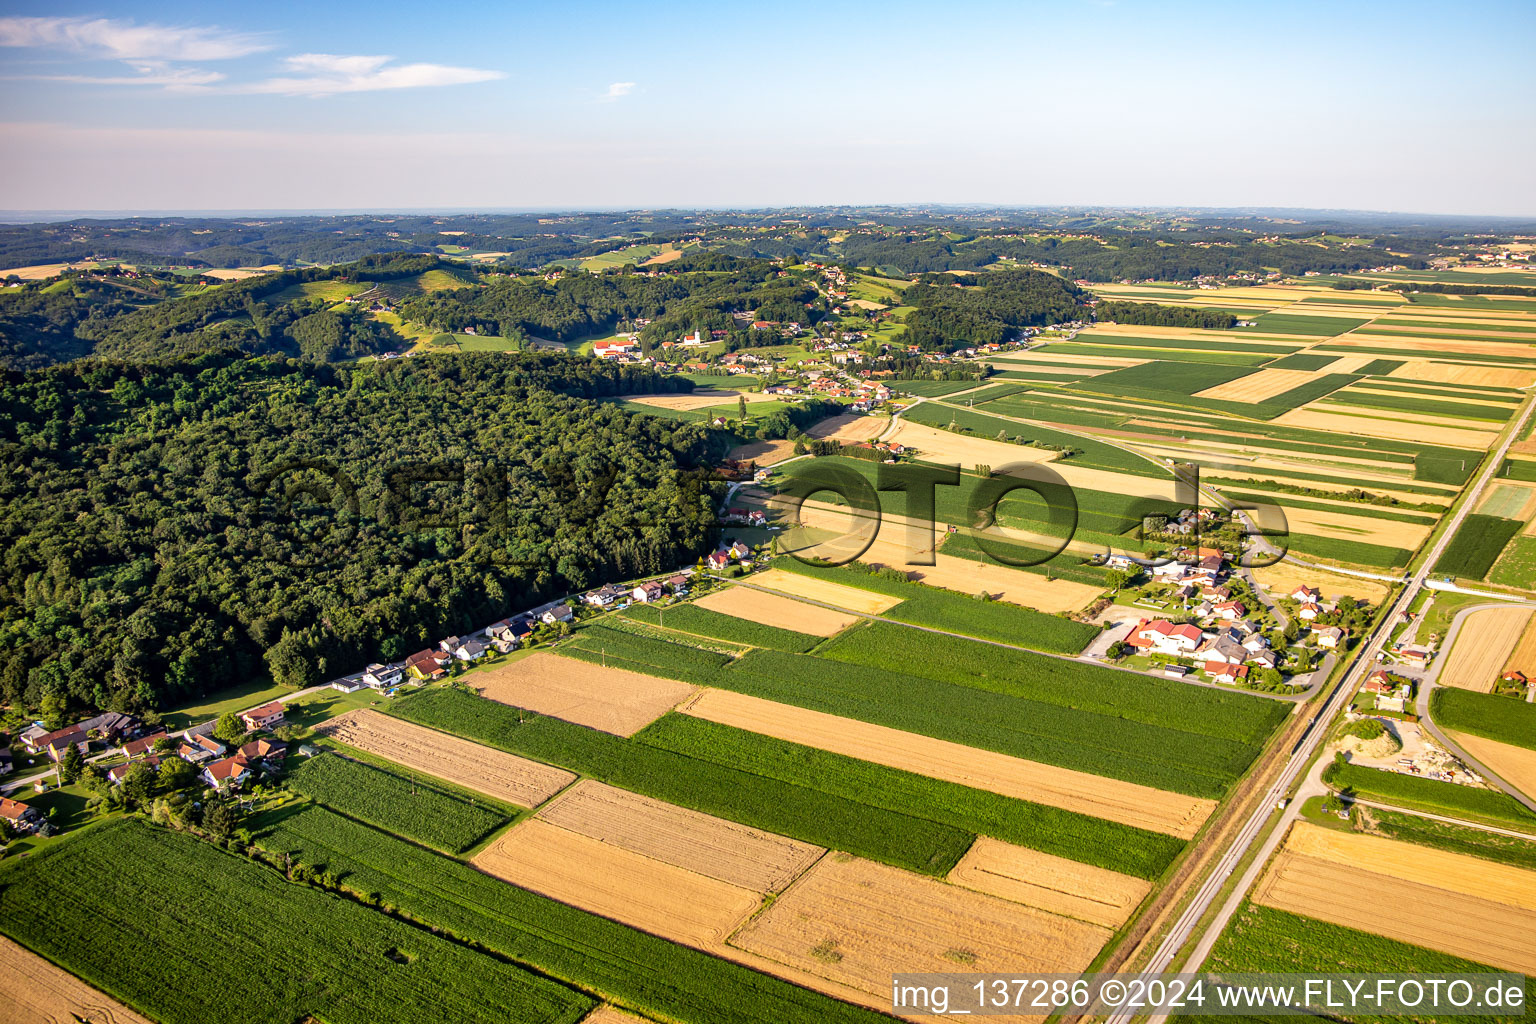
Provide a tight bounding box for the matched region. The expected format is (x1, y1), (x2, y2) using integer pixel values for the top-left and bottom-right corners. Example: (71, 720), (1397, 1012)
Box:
(286, 752), (512, 853)
(1325, 760), (1536, 830)
(315, 708), (576, 807)
(0, 933), (152, 1024)
(747, 567), (903, 615)
(689, 586), (858, 638)
(1445, 731), (1536, 802)
(1431, 687), (1536, 750)
(1252, 822), (1536, 974)
(945, 837), (1152, 927)
(1437, 606), (1533, 690)
(472, 651), (697, 737)
(0, 819), (594, 1024)
(1435, 514), (1527, 579)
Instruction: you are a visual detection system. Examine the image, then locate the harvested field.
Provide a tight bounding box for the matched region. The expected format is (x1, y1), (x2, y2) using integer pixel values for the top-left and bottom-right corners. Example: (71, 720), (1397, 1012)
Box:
(640, 248), (683, 266)
(473, 818), (763, 946)
(1194, 368), (1323, 402)
(884, 420), (1057, 467)
(730, 854), (1109, 999)
(1321, 354), (1382, 373)
(1349, 384), (1519, 410)
(473, 652), (697, 737)
(805, 413), (883, 443)
(536, 779), (824, 892)
(1441, 607), (1533, 691)
(748, 568), (903, 615)
(1387, 361), (1536, 389)
(0, 934), (153, 1024)
(315, 709), (574, 808)
(1279, 504), (1432, 548)
(1250, 560), (1390, 605)
(727, 438), (797, 465)
(1445, 731), (1536, 802)
(946, 837), (1151, 928)
(694, 586), (860, 636)
(1273, 407), (1499, 448)
(629, 390), (777, 411)
(678, 688), (1215, 837)
(1342, 335), (1536, 359)
(581, 1007), (647, 1024)
(1254, 850), (1536, 975)
(1004, 351), (1144, 366)
(1505, 613), (1536, 676)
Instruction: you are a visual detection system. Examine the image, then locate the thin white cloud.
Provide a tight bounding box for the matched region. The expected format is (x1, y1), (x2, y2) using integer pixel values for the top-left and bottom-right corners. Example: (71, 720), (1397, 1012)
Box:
(0, 15), (270, 61)
(246, 53), (505, 96)
(602, 81), (636, 101)
(23, 62), (225, 91)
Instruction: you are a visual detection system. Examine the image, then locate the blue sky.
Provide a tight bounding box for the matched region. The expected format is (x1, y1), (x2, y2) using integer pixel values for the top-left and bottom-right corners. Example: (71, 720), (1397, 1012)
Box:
(1, 1), (1533, 214)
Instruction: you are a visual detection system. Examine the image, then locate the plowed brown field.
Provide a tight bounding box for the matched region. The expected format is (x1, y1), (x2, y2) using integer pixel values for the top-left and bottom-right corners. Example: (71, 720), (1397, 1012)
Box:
(473, 652), (696, 736)
(316, 709), (574, 808)
(536, 780), (824, 892)
(678, 688), (1214, 837)
(946, 838), (1151, 927)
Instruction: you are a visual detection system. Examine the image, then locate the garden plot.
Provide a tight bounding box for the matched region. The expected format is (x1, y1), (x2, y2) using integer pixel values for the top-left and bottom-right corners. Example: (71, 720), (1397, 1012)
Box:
(694, 586), (860, 636)
(946, 838), (1151, 928)
(535, 779), (824, 893)
(315, 709), (574, 807)
(0, 934), (152, 1024)
(474, 652), (697, 737)
(1440, 607), (1533, 691)
(729, 854), (1110, 1002)
(473, 819), (764, 947)
(678, 688), (1215, 838)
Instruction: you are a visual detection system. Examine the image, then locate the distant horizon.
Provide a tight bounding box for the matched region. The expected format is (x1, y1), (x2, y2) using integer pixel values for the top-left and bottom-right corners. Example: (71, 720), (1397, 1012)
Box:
(3, 203), (1536, 225)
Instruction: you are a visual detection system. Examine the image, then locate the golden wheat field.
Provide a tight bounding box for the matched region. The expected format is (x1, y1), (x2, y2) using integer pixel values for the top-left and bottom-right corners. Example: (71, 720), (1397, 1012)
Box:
(1274, 407), (1499, 448)
(474, 818), (764, 946)
(805, 413), (884, 443)
(694, 586), (861, 636)
(1504, 613), (1536, 675)
(726, 437), (798, 465)
(729, 854), (1111, 1000)
(629, 390), (777, 411)
(1250, 560), (1390, 605)
(1194, 368), (1323, 403)
(0, 935), (153, 1024)
(1387, 361), (1536, 388)
(1441, 607), (1534, 691)
(946, 837), (1151, 928)
(678, 688), (1214, 837)
(472, 651), (696, 736)
(535, 780), (824, 893)
(1444, 731), (1536, 802)
(746, 568), (903, 614)
(315, 709), (575, 807)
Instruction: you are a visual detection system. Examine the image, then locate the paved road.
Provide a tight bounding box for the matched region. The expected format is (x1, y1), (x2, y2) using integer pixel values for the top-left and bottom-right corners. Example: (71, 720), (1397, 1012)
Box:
(1116, 391), (1536, 1024)
(1413, 598), (1536, 813)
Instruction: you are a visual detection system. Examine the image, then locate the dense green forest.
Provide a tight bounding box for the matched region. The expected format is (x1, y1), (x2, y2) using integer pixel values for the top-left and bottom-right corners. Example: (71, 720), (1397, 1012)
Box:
(0, 352), (722, 715)
(900, 268), (1088, 347)
(1094, 300), (1238, 329)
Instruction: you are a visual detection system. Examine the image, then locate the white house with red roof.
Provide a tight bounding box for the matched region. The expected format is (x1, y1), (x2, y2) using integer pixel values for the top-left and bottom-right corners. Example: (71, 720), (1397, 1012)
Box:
(1291, 585), (1321, 604)
(1125, 619), (1205, 656)
(240, 701), (286, 732)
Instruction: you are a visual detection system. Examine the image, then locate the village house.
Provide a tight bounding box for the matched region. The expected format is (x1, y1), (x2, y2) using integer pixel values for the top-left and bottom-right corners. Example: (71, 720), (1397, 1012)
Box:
(1297, 604), (1321, 621)
(453, 639), (487, 662)
(1125, 619), (1205, 656)
(1362, 669), (1395, 694)
(363, 663), (403, 689)
(1291, 585), (1321, 604)
(1246, 649), (1280, 670)
(633, 581), (665, 603)
(706, 550), (731, 570)
(1316, 626), (1345, 649)
(728, 540), (752, 560)
(406, 649), (449, 680)
(178, 733), (225, 764)
(1212, 601), (1248, 621)
(665, 573), (692, 592)
(240, 701), (286, 732)
(1205, 662), (1249, 685)
(108, 756), (160, 784)
(1199, 635), (1250, 666)
(584, 585), (628, 607)
(201, 756), (250, 791)
(541, 604), (575, 625)
(44, 729), (89, 762)
(330, 673), (367, 693)
(236, 738), (287, 766)
(0, 796), (42, 833)
(120, 731), (168, 758)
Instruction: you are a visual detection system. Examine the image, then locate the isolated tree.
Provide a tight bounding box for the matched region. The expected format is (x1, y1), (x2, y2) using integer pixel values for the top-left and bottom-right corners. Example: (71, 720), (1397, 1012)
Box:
(214, 712), (245, 745)
(57, 742), (85, 785)
(738, 394), (748, 420)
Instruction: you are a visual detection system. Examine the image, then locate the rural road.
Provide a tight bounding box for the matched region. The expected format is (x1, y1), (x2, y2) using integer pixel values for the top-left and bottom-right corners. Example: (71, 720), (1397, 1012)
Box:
(1118, 392), (1536, 1024)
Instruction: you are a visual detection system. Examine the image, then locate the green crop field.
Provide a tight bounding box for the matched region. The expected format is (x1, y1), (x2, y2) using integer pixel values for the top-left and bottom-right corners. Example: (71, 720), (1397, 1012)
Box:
(0, 819), (592, 1024)
(1490, 536), (1536, 589)
(770, 559), (1102, 652)
(1322, 390), (1513, 423)
(563, 622), (735, 683)
(951, 382), (1032, 403)
(1354, 357), (1407, 374)
(1216, 490), (1437, 525)
(892, 378), (990, 396)
(620, 602), (822, 652)
(286, 752), (512, 853)
(1361, 806), (1536, 872)
(1266, 353), (1339, 370)
(388, 687), (975, 874)
(710, 634), (1284, 798)
(1433, 513), (1525, 578)
(1187, 902), (1535, 1024)
(1044, 343), (1274, 366)
(1072, 360), (1255, 396)
(1247, 313), (1370, 336)
(1067, 332), (1301, 355)
(636, 713), (1179, 878)
(938, 531), (1116, 585)
(1499, 458), (1536, 482)
(1430, 688), (1536, 750)
(1281, 531), (1414, 569)
(1325, 760), (1536, 828)
(254, 807), (891, 1024)
(1481, 484), (1534, 519)
(906, 401), (1167, 477)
